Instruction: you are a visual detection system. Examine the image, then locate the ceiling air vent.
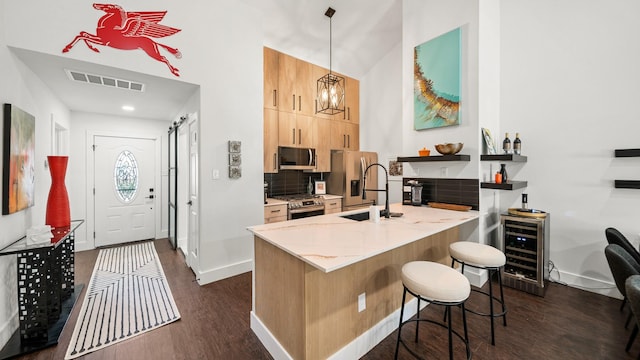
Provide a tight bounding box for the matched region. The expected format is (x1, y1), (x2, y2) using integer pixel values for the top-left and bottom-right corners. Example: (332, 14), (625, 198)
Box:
(65, 69), (145, 92)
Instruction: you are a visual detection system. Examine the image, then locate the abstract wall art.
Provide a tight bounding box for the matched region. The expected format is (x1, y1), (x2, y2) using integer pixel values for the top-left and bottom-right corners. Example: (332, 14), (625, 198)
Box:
(3, 104), (36, 214)
(414, 27), (461, 130)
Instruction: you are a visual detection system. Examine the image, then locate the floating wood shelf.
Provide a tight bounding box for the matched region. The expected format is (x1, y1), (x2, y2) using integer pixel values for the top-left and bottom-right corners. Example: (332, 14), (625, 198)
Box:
(614, 180), (640, 189)
(480, 154), (528, 162)
(480, 180), (528, 190)
(397, 154), (471, 162)
(615, 149), (640, 157)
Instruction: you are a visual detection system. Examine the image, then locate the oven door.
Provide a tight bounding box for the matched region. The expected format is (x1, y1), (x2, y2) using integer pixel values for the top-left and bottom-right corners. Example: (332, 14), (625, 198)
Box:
(288, 204), (325, 220)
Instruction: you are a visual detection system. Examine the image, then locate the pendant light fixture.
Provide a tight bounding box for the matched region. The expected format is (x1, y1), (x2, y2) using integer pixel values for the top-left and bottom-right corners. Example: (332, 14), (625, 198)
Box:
(316, 7), (345, 115)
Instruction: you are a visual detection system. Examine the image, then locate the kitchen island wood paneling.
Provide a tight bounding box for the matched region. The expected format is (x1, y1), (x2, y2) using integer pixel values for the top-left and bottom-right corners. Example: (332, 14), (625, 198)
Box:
(248, 204), (479, 360)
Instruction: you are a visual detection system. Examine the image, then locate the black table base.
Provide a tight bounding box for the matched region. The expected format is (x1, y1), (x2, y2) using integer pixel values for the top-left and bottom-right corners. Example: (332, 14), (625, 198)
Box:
(0, 284), (84, 360)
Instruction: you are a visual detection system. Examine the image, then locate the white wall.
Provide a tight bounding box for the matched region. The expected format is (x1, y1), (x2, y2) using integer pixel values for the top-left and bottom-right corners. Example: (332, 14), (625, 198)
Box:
(500, 0), (640, 296)
(387, 0), (638, 296)
(402, 0), (480, 181)
(0, 0), (73, 347)
(361, 43), (404, 204)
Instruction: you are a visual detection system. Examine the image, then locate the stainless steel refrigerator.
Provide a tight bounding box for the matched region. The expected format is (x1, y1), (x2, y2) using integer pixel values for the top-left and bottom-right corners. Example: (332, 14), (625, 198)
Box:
(327, 150), (378, 211)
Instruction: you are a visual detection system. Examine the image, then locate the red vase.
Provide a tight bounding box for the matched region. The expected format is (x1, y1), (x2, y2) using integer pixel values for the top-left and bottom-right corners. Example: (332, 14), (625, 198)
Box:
(45, 156), (70, 229)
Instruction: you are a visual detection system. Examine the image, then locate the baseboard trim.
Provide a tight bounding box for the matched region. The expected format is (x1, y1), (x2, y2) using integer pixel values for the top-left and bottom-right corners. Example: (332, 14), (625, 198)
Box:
(250, 312), (293, 360)
(554, 270), (620, 299)
(250, 298), (423, 360)
(196, 259), (253, 285)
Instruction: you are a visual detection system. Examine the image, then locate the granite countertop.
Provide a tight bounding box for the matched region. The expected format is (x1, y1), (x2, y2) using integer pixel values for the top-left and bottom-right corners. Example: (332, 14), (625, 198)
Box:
(248, 203), (479, 273)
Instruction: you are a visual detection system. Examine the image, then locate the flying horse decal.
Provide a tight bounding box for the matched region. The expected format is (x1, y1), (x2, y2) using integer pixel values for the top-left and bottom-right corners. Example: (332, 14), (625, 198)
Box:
(62, 3), (182, 76)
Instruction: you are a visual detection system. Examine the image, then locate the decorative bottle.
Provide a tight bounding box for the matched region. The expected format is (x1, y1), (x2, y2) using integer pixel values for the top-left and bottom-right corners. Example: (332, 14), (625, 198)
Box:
(499, 163), (508, 183)
(307, 177), (313, 195)
(503, 133), (511, 154)
(514, 133), (522, 155)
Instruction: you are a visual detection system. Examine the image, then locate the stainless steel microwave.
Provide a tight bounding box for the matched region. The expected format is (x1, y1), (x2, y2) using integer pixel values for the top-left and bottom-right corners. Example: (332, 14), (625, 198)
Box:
(278, 147), (316, 170)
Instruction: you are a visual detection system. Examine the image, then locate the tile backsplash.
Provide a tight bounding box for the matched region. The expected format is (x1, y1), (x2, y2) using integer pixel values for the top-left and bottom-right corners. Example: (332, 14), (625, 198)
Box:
(264, 171), (325, 197)
(402, 178), (479, 210)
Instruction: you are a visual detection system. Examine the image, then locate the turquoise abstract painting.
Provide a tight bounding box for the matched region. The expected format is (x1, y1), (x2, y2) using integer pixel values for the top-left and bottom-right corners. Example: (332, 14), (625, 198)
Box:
(414, 27), (461, 130)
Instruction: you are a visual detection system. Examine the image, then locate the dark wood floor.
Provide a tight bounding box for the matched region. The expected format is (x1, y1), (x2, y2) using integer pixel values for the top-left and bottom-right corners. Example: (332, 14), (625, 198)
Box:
(16, 239), (639, 359)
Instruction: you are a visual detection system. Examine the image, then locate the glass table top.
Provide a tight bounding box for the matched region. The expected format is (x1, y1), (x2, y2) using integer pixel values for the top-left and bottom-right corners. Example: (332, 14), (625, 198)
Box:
(0, 220), (84, 256)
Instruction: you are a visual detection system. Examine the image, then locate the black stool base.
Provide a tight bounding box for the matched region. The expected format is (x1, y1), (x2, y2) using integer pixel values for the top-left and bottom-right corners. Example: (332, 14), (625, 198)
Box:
(452, 258), (507, 346)
(395, 286), (471, 360)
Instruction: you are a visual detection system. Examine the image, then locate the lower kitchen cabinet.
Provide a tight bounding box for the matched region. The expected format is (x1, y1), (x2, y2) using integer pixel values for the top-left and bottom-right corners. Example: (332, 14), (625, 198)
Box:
(324, 198), (342, 214)
(264, 203), (287, 224)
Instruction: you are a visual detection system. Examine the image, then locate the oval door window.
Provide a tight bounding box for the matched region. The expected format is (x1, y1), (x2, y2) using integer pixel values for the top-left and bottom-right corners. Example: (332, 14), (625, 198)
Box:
(114, 150), (139, 203)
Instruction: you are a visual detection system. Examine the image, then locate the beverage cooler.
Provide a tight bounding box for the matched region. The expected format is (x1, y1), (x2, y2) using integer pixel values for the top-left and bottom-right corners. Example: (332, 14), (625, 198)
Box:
(500, 213), (550, 296)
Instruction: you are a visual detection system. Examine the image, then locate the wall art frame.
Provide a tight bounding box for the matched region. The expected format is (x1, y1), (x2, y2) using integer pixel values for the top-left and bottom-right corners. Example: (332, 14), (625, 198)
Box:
(413, 27), (461, 130)
(3, 104), (36, 215)
(481, 127), (497, 155)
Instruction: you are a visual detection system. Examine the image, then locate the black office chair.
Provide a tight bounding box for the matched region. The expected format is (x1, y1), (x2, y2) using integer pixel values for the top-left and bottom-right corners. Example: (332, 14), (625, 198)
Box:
(605, 244), (640, 352)
(626, 275), (640, 359)
(606, 227), (640, 317)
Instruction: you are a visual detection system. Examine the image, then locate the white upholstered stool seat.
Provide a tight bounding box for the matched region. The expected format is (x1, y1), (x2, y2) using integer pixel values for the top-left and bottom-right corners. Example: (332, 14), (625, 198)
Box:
(449, 241), (506, 268)
(401, 261), (470, 303)
(395, 261), (471, 360)
(449, 241), (508, 346)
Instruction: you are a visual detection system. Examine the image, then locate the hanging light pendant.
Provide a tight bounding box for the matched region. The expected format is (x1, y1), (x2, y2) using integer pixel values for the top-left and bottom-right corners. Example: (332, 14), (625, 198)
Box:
(316, 7), (345, 115)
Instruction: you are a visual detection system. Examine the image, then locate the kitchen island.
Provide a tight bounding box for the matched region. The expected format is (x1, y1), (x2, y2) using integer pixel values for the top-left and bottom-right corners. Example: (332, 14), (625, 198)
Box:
(248, 203), (479, 360)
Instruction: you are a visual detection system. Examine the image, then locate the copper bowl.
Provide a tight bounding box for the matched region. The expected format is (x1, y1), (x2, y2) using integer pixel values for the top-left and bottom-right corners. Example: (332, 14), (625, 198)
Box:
(434, 143), (464, 155)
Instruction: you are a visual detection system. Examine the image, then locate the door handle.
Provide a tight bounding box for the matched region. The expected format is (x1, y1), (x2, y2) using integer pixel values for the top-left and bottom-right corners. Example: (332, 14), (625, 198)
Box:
(145, 195), (155, 199)
(187, 200), (193, 206)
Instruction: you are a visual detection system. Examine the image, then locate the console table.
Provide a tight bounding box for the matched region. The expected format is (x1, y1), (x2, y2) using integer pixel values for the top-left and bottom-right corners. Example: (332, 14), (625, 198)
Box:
(0, 220), (84, 359)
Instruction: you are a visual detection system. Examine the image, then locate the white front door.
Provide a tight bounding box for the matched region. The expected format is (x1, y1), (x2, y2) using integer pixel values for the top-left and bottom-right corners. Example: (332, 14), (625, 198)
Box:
(94, 135), (156, 247)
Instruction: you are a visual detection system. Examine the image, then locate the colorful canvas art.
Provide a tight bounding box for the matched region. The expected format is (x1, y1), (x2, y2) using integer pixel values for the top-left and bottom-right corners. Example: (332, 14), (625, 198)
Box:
(414, 27), (461, 130)
(2, 104), (36, 214)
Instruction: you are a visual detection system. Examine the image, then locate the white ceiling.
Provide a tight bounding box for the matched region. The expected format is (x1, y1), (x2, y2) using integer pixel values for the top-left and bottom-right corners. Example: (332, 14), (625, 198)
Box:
(11, 1), (402, 121)
(242, 0), (402, 79)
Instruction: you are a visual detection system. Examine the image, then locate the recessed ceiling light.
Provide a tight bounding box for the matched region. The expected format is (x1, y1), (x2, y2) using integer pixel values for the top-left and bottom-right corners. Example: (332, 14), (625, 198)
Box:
(122, 105), (135, 112)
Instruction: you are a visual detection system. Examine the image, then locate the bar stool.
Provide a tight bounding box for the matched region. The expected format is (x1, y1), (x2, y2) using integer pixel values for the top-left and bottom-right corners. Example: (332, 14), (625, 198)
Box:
(449, 241), (507, 346)
(394, 261), (471, 360)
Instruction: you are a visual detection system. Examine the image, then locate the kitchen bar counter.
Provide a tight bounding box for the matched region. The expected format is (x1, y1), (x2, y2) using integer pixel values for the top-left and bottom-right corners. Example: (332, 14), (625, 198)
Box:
(248, 204), (479, 360)
(249, 203), (479, 272)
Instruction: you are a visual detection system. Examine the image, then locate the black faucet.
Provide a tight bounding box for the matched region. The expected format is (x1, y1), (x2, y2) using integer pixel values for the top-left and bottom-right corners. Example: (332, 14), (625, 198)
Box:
(362, 162), (390, 218)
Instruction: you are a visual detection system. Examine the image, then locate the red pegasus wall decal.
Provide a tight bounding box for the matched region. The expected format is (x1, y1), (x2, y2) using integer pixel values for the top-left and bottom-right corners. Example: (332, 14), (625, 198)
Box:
(62, 3), (182, 76)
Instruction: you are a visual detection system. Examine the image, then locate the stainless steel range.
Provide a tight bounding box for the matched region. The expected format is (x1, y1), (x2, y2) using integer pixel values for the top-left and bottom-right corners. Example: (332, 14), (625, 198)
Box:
(273, 194), (325, 220)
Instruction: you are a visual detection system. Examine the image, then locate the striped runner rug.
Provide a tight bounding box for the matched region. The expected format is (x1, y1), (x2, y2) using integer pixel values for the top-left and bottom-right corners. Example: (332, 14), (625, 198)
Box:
(65, 241), (180, 359)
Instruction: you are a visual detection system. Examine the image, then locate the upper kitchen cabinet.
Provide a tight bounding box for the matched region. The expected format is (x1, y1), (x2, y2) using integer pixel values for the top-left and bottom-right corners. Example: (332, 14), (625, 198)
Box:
(264, 108), (279, 173)
(278, 112), (314, 148)
(263, 47), (280, 110)
(312, 119), (332, 172)
(344, 76), (359, 123)
(278, 53), (315, 116)
(330, 121), (359, 151)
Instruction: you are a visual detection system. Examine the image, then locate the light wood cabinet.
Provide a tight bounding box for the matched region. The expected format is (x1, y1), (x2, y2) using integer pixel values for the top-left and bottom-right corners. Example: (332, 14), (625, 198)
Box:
(264, 203), (287, 224)
(313, 119), (331, 172)
(264, 47), (280, 110)
(330, 121), (359, 151)
(324, 198), (342, 214)
(264, 109), (279, 173)
(344, 76), (359, 123)
(278, 112), (314, 148)
(278, 53), (315, 116)
(263, 47), (360, 171)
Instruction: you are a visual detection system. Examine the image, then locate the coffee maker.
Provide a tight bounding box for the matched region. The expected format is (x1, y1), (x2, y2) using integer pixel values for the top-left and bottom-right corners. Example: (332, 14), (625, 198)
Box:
(411, 183), (423, 206)
(403, 180), (423, 206)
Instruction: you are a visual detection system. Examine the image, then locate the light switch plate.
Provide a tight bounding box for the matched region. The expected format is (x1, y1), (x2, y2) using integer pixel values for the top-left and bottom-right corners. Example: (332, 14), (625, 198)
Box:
(212, 169), (220, 180)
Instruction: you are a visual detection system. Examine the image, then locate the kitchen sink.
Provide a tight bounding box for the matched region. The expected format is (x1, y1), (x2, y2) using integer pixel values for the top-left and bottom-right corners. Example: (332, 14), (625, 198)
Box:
(340, 212), (371, 221)
(340, 210), (403, 221)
